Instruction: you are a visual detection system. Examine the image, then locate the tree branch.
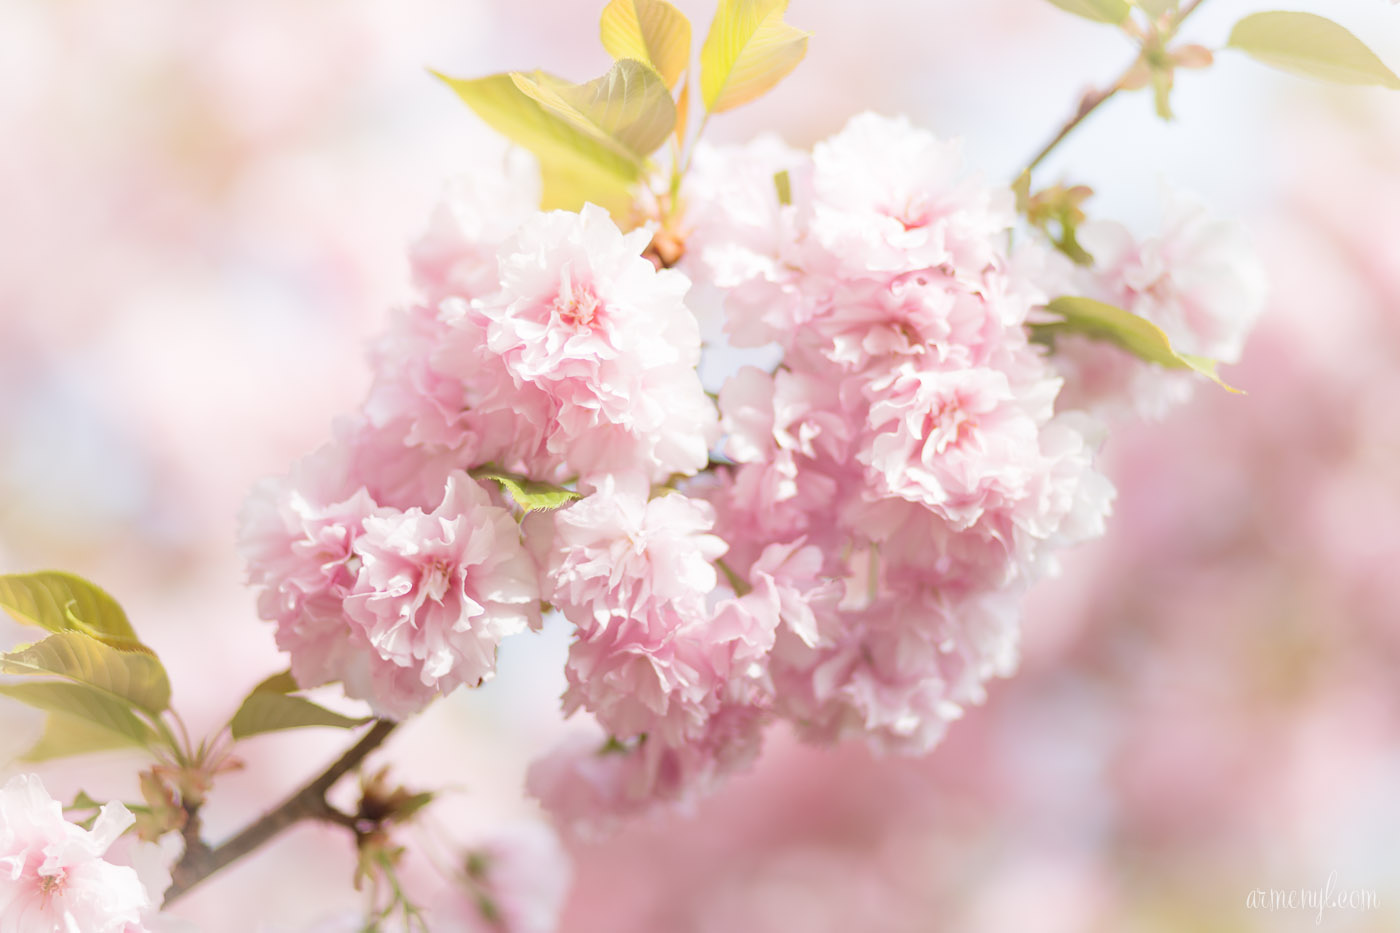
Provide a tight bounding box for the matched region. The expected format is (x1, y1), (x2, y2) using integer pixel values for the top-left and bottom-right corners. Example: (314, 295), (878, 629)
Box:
(163, 719), (399, 906)
(1021, 0), (1212, 176)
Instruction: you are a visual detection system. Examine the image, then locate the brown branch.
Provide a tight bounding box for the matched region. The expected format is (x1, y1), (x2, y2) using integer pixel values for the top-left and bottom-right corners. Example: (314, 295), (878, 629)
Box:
(163, 719), (399, 906)
(1021, 0), (1212, 176)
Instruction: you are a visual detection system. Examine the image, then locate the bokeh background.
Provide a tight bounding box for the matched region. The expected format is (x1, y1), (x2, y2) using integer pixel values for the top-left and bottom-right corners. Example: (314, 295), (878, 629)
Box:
(2, 0), (1398, 930)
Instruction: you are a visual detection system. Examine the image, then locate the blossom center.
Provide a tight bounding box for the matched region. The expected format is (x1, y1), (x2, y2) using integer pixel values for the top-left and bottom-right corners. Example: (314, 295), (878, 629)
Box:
(889, 194), (934, 231)
(551, 274), (604, 330)
(421, 557), (455, 603)
(38, 870), (67, 901)
(922, 394), (978, 456)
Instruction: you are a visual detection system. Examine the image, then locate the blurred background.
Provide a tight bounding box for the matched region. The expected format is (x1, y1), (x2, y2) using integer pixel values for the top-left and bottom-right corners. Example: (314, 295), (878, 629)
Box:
(1, 0), (1398, 930)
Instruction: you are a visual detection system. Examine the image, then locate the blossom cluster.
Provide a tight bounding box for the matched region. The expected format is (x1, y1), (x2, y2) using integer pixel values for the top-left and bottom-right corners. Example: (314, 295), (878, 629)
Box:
(239, 112), (1261, 832)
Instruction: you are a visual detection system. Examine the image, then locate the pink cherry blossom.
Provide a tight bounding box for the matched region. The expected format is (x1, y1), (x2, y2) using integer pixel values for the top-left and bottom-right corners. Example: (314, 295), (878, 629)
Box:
(0, 774), (156, 933)
(536, 473), (729, 744)
(239, 439), (386, 693)
(808, 112), (1015, 275)
(469, 204), (718, 482)
(343, 471), (540, 718)
(409, 150), (541, 307)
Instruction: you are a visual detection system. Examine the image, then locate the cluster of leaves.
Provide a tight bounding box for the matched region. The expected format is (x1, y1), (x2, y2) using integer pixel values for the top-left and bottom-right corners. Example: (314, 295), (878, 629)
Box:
(350, 767), (438, 933)
(1028, 1), (1399, 388)
(0, 573), (175, 762)
(434, 0), (809, 219)
(1047, 2), (1399, 116)
(0, 571), (385, 842)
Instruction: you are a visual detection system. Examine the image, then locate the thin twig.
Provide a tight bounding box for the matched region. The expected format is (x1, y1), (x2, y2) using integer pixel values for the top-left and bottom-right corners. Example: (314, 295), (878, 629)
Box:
(1021, 0), (1211, 176)
(163, 720), (399, 906)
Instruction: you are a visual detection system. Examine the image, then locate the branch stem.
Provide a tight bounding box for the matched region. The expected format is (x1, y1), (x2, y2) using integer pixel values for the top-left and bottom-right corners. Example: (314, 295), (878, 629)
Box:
(163, 719), (399, 906)
(1021, 0), (1211, 176)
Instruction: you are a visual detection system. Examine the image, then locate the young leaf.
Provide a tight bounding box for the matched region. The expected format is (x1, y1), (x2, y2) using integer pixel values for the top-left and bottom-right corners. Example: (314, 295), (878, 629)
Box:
(230, 692), (370, 740)
(700, 0), (811, 114)
(473, 470), (581, 513)
(67, 790), (104, 812)
(1227, 12), (1400, 89)
(1042, 0), (1131, 26)
(1138, 0), (1178, 18)
(23, 712), (148, 762)
(433, 70), (640, 213)
(0, 681), (158, 749)
(1151, 66), (1175, 120)
(1, 631), (171, 713)
(773, 169), (792, 206)
(0, 572), (141, 645)
(600, 0), (693, 89)
(513, 59), (678, 158)
(1034, 296), (1242, 392)
(538, 160), (637, 217)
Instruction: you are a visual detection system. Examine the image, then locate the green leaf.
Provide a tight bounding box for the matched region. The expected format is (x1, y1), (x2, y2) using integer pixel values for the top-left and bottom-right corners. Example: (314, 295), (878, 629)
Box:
(1035, 296), (1242, 392)
(2, 632), (170, 713)
(1042, 0), (1131, 26)
(230, 692), (369, 740)
(472, 470), (581, 513)
(513, 59), (677, 158)
(248, 670), (299, 695)
(700, 0), (811, 113)
(68, 790), (104, 811)
(0, 681), (157, 749)
(23, 712), (148, 762)
(1227, 12), (1400, 89)
(433, 70), (639, 213)
(0, 571), (142, 647)
(600, 0), (693, 89)
(773, 169), (792, 206)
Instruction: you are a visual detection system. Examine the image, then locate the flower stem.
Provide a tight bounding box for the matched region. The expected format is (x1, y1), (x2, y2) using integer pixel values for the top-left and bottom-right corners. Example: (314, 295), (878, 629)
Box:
(163, 719), (399, 906)
(1021, 0), (1211, 176)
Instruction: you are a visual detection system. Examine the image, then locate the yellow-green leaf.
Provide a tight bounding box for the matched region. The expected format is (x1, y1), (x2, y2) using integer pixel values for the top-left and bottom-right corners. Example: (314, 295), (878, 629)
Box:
(513, 60), (677, 159)
(538, 160), (637, 216)
(1042, 0), (1131, 26)
(0, 681), (157, 749)
(699, 0), (811, 113)
(230, 692), (369, 740)
(600, 0), (693, 89)
(674, 75), (691, 144)
(433, 70), (641, 213)
(473, 470), (581, 513)
(1035, 296), (1242, 392)
(22, 712), (146, 762)
(1138, 0), (1177, 18)
(2, 631), (170, 713)
(0, 571), (141, 646)
(1227, 12), (1400, 89)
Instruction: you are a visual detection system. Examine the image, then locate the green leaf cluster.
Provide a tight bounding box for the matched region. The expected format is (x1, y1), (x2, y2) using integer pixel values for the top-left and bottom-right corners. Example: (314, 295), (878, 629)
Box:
(435, 0), (808, 221)
(0, 572), (173, 761)
(1040, 3), (1398, 126)
(1033, 296), (1241, 392)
